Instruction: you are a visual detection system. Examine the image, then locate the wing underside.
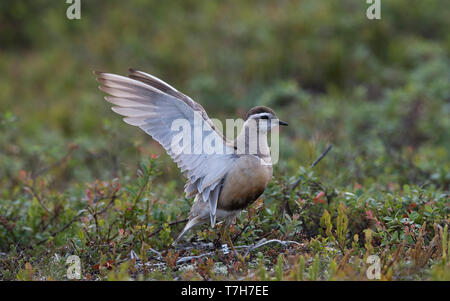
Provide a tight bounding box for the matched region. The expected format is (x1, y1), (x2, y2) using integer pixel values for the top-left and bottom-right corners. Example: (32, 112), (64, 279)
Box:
(95, 70), (236, 226)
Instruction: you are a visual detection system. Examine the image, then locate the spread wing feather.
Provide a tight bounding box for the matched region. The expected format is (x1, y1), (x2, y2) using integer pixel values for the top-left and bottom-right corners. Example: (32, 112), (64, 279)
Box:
(94, 70), (236, 226)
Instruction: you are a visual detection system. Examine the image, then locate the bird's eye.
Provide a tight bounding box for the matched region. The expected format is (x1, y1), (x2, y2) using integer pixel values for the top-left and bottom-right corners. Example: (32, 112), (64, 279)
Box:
(260, 115), (269, 119)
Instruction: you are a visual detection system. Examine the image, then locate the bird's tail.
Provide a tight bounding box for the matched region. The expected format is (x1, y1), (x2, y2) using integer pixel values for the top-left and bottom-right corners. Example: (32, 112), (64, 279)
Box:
(172, 216), (203, 246)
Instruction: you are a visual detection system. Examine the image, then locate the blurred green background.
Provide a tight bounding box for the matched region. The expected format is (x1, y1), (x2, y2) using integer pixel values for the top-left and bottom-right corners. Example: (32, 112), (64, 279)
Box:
(0, 0), (449, 281)
(1, 0), (449, 192)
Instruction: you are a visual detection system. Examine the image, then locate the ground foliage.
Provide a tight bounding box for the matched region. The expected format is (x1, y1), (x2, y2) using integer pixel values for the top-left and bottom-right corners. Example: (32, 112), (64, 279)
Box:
(0, 0), (449, 280)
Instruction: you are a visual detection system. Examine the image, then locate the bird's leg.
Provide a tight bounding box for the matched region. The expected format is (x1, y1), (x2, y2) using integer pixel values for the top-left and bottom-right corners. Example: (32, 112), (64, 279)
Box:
(221, 225), (245, 262)
(219, 222), (226, 240)
(213, 223), (226, 248)
(219, 223), (228, 249)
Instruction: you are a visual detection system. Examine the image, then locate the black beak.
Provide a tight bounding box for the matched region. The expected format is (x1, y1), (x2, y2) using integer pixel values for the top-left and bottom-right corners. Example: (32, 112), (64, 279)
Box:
(278, 120), (288, 126)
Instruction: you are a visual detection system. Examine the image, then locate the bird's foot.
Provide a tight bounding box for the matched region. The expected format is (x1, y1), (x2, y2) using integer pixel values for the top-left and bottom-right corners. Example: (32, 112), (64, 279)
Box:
(225, 238), (246, 263)
(220, 225), (246, 262)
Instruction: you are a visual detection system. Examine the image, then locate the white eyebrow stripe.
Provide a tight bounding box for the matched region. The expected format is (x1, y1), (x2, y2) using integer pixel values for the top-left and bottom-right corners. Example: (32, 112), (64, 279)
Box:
(249, 112), (273, 119)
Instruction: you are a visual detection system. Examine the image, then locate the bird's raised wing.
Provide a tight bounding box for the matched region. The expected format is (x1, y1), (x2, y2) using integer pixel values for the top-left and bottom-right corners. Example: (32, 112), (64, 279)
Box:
(94, 70), (236, 226)
(128, 69), (233, 145)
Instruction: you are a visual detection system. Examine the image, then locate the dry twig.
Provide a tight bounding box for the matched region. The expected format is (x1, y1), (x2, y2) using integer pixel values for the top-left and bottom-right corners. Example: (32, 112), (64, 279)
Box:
(291, 144), (332, 191)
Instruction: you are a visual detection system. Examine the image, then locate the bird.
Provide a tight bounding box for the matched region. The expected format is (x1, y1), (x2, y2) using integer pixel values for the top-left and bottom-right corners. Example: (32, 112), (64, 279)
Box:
(94, 69), (288, 252)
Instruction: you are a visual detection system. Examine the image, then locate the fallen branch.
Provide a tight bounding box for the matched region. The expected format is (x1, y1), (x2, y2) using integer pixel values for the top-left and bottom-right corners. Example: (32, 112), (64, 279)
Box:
(174, 239), (301, 265)
(173, 242), (215, 252)
(127, 237), (303, 271)
(176, 251), (216, 265)
(243, 238), (301, 257)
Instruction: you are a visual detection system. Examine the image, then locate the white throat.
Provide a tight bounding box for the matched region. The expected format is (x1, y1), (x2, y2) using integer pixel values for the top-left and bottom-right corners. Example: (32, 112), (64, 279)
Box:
(235, 121), (272, 164)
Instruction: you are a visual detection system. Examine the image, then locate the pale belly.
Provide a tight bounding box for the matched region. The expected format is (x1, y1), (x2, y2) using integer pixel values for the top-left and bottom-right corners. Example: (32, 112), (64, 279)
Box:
(217, 155), (273, 211)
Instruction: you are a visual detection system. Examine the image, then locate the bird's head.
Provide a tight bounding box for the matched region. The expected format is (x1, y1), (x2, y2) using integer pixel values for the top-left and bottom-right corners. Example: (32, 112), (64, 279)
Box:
(244, 106), (288, 133)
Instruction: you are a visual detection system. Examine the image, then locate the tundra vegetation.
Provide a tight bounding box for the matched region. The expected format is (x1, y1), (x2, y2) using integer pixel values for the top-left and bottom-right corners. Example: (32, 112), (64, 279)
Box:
(0, 0), (449, 280)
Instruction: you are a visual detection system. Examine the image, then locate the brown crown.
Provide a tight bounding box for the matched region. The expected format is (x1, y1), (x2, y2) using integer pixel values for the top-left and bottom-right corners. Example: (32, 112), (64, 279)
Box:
(245, 106), (276, 120)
